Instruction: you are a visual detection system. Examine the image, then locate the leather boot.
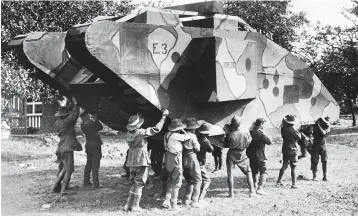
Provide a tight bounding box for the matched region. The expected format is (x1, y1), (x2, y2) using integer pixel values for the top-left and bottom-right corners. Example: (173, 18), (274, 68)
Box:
(170, 188), (180, 210)
(256, 173), (267, 195)
(51, 183), (61, 193)
(123, 187), (134, 211)
(276, 169), (285, 186)
(92, 174), (100, 188)
(83, 180), (92, 187)
(312, 171), (317, 181)
(83, 172), (92, 187)
(60, 182), (68, 194)
(322, 162), (327, 181)
(83, 170), (92, 187)
(183, 184), (194, 206)
(162, 184), (172, 209)
(52, 166), (65, 193)
(199, 182), (210, 202)
(190, 183), (201, 208)
(131, 188), (143, 212)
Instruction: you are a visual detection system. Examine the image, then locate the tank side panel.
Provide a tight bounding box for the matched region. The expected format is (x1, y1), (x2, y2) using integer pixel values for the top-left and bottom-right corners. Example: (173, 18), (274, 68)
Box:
(241, 32), (340, 127)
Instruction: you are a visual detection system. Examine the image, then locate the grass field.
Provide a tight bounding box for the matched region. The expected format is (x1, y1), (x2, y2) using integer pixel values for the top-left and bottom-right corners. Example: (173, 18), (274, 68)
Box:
(1, 127), (358, 216)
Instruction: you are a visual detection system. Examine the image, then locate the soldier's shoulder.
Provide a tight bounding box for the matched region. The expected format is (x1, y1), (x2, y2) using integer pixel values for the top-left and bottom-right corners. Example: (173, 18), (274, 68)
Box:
(189, 132), (198, 139)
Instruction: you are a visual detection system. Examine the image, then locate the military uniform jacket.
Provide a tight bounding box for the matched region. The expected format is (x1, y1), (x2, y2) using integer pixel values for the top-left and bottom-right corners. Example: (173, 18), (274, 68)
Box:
(224, 128), (252, 163)
(183, 132), (200, 155)
(81, 119), (103, 149)
(312, 124), (329, 150)
(55, 105), (82, 154)
(247, 128), (272, 161)
(281, 126), (301, 156)
(126, 116), (165, 167)
(197, 136), (214, 166)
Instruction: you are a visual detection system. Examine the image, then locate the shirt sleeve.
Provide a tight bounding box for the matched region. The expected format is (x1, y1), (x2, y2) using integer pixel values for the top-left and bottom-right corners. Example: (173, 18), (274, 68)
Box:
(261, 130), (272, 145)
(143, 115), (166, 138)
(191, 134), (201, 152)
(321, 123), (331, 134)
(326, 125), (331, 134)
(293, 128), (302, 141)
(243, 131), (252, 149)
(247, 131), (252, 144)
(174, 133), (190, 142)
(126, 132), (134, 148)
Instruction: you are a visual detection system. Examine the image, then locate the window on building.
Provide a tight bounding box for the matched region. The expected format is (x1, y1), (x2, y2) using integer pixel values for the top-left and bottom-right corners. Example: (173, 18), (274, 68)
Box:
(35, 105), (42, 114)
(26, 105), (33, 114)
(26, 100), (42, 116)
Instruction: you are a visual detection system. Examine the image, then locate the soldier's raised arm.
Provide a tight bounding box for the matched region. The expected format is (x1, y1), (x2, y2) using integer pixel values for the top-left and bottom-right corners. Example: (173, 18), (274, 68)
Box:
(63, 96), (79, 127)
(260, 130), (272, 145)
(179, 129), (191, 141)
(201, 137), (214, 153)
(143, 109), (169, 138)
(192, 135), (201, 153)
(317, 122), (330, 135)
(293, 127), (302, 141)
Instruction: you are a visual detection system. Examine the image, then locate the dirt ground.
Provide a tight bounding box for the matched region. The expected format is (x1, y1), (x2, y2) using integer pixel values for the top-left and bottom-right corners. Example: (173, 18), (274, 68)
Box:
(1, 127), (358, 216)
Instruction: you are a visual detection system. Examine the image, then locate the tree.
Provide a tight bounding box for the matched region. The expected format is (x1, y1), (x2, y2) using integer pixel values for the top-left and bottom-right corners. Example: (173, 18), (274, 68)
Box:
(311, 1), (358, 126)
(1, 1), (136, 102)
(223, 1), (309, 52)
(315, 28), (358, 126)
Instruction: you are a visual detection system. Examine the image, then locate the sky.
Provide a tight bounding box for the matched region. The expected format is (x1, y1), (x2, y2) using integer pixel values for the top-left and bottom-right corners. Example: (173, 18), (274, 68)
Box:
(129, 0), (355, 27)
(290, 0), (354, 27)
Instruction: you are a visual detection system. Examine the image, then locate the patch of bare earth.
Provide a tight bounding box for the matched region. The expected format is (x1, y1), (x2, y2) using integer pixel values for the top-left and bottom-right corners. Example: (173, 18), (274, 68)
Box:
(1, 130), (358, 216)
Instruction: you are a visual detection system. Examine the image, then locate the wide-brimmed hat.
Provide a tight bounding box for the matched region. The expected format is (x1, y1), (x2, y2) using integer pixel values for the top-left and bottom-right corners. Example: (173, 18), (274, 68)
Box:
(168, 119), (186, 132)
(126, 114), (144, 131)
(55, 107), (70, 117)
(197, 123), (212, 134)
(230, 116), (241, 128)
(321, 116), (330, 124)
(254, 118), (266, 126)
(185, 118), (200, 130)
(283, 114), (298, 125)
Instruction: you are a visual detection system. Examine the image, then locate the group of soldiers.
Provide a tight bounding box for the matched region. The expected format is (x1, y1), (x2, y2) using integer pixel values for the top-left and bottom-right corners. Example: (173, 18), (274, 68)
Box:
(50, 96), (331, 212)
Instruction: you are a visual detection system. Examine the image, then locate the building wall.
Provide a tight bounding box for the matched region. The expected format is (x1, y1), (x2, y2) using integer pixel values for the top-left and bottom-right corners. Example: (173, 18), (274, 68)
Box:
(9, 96), (58, 133)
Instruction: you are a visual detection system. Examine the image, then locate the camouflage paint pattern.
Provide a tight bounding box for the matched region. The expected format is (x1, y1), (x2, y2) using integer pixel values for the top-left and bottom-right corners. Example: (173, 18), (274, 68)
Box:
(9, 1), (339, 132)
(8, 32), (143, 129)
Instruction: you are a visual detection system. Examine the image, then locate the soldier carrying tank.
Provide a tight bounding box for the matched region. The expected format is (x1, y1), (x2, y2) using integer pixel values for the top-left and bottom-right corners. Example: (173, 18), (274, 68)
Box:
(6, 0), (341, 212)
(80, 110), (104, 189)
(51, 97), (82, 194)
